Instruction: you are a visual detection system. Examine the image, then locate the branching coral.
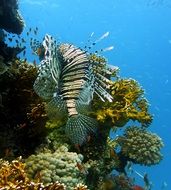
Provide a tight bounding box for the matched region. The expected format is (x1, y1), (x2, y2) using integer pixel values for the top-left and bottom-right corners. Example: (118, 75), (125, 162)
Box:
(116, 126), (164, 165)
(92, 79), (153, 128)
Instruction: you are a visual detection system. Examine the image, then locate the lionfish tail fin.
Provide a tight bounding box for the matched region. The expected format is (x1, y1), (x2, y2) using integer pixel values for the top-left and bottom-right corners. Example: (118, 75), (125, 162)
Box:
(65, 114), (97, 145)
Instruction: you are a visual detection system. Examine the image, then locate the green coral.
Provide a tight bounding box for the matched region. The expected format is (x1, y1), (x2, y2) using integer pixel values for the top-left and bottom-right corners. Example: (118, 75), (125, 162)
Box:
(117, 126), (164, 166)
(25, 145), (86, 190)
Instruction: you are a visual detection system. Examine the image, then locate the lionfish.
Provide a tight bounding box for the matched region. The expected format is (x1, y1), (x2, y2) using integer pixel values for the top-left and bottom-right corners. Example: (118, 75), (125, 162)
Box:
(32, 34), (116, 145)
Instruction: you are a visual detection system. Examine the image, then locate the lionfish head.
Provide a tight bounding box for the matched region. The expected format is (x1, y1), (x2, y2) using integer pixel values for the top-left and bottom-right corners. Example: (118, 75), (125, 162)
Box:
(58, 43), (71, 55)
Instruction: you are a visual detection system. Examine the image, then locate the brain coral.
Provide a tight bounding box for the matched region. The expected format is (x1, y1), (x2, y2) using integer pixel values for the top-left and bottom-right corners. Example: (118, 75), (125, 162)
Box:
(25, 145), (86, 190)
(118, 126), (164, 166)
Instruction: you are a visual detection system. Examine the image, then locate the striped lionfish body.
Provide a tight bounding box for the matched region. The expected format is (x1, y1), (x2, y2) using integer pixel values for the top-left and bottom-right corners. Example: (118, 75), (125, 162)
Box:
(33, 34), (114, 145)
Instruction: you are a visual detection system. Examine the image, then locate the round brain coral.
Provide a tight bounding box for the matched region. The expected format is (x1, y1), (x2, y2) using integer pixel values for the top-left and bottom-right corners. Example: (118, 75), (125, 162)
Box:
(119, 126), (164, 166)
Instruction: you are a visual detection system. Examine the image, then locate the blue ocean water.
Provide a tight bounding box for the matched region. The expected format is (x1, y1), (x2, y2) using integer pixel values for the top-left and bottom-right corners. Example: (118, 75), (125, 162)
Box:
(18, 0), (171, 189)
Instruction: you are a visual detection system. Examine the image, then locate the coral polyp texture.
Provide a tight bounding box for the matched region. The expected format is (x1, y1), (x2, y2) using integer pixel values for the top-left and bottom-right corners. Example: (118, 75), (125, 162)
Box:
(117, 126), (164, 165)
(25, 145), (86, 190)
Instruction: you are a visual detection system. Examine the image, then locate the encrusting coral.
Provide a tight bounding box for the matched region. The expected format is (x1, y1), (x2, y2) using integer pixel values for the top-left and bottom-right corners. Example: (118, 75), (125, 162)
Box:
(25, 145), (87, 190)
(115, 126), (164, 166)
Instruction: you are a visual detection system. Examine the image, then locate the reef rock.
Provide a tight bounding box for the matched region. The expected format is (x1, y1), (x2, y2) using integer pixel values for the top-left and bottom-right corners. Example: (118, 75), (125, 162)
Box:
(0, 0), (24, 34)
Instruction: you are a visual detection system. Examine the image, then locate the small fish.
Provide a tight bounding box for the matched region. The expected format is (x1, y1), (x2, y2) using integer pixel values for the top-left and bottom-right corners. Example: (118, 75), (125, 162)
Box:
(76, 162), (88, 175)
(8, 37), (13, 42)
(26, 32), (29, 36)
(29, 27), (32, 32)
(144, 173), (150, 187)
(23, 50), (26, 56)
(15, 39), (19, 44)
(85, 32), (111, 51)
(21, 38), (26, 43)
(34, 29), (38, 35)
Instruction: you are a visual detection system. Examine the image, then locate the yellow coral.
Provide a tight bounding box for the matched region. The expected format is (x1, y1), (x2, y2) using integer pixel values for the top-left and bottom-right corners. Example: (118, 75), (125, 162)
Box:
(73, 183), (89, 190)
(92, 79), (153, 127)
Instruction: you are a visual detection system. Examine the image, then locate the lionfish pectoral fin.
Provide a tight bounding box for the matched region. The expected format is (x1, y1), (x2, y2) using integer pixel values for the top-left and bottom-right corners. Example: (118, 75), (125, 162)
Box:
(46, 95), (67, 119)
(65, 114), (97, 145)
(76, 82), (94, 114)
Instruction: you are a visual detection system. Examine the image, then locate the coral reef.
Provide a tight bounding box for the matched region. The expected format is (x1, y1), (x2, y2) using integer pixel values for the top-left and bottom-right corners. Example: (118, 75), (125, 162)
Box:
(25, 145), (87, 190)
(0, 37), (164, 190)
(116, 126), (164, 166)
(0, 156), (92, 190)
(0, 157), (66, 190)
(0, 60), (47, 158)
(0, 0), (24, 34)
